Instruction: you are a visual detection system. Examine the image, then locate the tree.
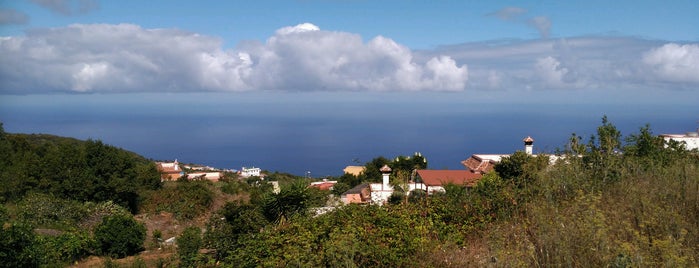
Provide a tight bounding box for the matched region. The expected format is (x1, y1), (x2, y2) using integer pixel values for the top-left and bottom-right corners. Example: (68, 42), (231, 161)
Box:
(177, 227), (202, 268)
(94, 214), (146, 258)
(593, 115), (622, 155)
(331, 182), (351, 196)
(262, 180), (313, 223)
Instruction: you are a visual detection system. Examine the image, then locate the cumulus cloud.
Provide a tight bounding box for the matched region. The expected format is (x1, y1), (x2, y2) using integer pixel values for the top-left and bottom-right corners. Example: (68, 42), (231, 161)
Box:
(0, 23), (468, 93)
(0, 8), (29, 25)
(643, 43), (699, 83)
(30, 0), (98, 15)
(424, 37), (698, 91)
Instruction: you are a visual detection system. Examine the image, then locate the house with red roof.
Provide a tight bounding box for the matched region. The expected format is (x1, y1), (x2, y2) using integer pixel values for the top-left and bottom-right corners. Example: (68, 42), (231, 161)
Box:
(415, 170), (483, 194)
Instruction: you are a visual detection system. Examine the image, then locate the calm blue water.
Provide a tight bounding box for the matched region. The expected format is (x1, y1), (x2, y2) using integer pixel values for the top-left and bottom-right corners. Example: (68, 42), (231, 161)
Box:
(1, 91), (697, 176)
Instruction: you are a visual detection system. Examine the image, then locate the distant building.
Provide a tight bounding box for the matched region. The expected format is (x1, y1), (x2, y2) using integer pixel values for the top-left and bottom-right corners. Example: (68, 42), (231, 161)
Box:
(240, 166), (261, 177)
(462, 136), (564, 173)
(186, 172), (224, 182)
(157, 159), (184, 181)
(415, 170), (483, 194)
(461, 154), (508, 174)
(310, 180), (338, 191)
(660, 130), (699, 151)
(369, 165), (394, 205)
(343, 166), (366, 176)
(341, 183), (371, 204)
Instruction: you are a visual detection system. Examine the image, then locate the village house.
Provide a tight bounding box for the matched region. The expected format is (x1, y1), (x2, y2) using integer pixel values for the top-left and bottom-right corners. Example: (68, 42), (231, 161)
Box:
(462, 136), (564, 173)
(156, 160), (184, 181)
(341, 183), (371, 204)
(240, 166), (261, 177)
(414, 170), (483, 194)
(343, 164), (484, 205)
(660, 129), (699, 150)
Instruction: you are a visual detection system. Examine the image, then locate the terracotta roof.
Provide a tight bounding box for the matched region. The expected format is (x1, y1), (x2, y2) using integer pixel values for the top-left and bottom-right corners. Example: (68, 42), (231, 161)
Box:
(416, 170), (482, 187)
(461, 155), (497, 174)
(523, 136), (534, 143)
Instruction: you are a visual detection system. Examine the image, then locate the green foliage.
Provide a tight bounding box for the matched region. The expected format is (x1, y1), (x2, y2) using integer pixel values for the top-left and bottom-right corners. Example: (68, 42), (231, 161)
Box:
(94, 214), (146, 258)
(331, 182), (351, 196)
(177, 227), (202, 268)
(141, 180), (214, 220)
(0, 203), (8, 223)
(0, 131), (161, 213)
(261, 180), (315, 223)
(16, 193), (88, 228)
(0, 223), (40, 268)
(38, 230), (96, 264)
(358, 153), (428, 184)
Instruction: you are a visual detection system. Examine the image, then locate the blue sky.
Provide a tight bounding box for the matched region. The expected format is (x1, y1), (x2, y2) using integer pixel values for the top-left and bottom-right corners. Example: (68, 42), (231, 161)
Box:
(3, 1), (698, 48)
(1, 0), (698, 94)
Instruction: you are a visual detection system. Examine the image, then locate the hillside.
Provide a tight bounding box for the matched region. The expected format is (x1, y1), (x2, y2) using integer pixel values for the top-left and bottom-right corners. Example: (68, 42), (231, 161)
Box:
(2, 121), (699, 267)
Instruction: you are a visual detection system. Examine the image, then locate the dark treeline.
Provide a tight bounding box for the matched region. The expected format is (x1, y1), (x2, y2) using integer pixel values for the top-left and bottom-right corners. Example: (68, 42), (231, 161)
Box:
(0, 123), (161, 213)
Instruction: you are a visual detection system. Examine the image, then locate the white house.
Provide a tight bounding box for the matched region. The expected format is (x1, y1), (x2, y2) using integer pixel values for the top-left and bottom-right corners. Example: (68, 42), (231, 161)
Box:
(240, 166), (261, 177)
(661, 130), (699, 151)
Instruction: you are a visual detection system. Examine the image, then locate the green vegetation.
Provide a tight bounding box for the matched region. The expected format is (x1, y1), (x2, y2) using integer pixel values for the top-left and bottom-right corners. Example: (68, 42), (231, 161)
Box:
(94, 214), (147, 258)
(1, 119), (698, 267)
(0, 123), (161, 213)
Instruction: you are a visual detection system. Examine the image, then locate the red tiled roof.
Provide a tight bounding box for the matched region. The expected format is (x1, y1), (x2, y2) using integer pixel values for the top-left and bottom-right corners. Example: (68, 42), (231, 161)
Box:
(461, 156), (495, 174)
(416, 170), (482, 187)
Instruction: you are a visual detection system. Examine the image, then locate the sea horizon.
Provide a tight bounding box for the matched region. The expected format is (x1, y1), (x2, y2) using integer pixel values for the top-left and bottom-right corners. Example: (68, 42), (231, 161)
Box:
(2, 91), (697, 177)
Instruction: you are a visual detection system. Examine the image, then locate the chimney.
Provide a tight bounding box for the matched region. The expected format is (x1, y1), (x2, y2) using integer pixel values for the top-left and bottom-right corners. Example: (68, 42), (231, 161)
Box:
(523, 136), (534, 155)
(380, 164), (392, 190)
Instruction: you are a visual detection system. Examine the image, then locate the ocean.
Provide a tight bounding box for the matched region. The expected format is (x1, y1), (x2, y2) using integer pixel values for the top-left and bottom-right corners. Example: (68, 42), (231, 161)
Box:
(1, 91), (697, 177)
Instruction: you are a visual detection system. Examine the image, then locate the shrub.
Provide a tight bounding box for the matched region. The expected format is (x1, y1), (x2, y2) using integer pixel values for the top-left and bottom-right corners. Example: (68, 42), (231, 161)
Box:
(0, 223), (40, 268)
(38, 230), (95, 264)
(94, 214), (146, 258)
(177, 227), (202, 267)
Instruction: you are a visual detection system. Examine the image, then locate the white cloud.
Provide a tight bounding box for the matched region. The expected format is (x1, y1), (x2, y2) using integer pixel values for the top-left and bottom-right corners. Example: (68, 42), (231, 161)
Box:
(535, 56), (568, 86)
(1, 22), (697, 94)
(0, 23), (468, 93)
(643, 43), (699, 83)
(425, 37), (698, 91)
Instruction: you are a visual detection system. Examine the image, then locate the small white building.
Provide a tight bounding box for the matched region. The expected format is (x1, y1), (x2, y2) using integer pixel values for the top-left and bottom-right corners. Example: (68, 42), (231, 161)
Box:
(369, 165), (394, 205)
(661, 130), (699, 151)
(240, 166), (261, 177)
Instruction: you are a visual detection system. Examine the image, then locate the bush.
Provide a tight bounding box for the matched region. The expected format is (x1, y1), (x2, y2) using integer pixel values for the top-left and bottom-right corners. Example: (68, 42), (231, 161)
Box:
(177, 227), (202, 267)
(38, 230), (95, 264)
(94, 214), (146, 258)
(0, 223), (40, 268)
